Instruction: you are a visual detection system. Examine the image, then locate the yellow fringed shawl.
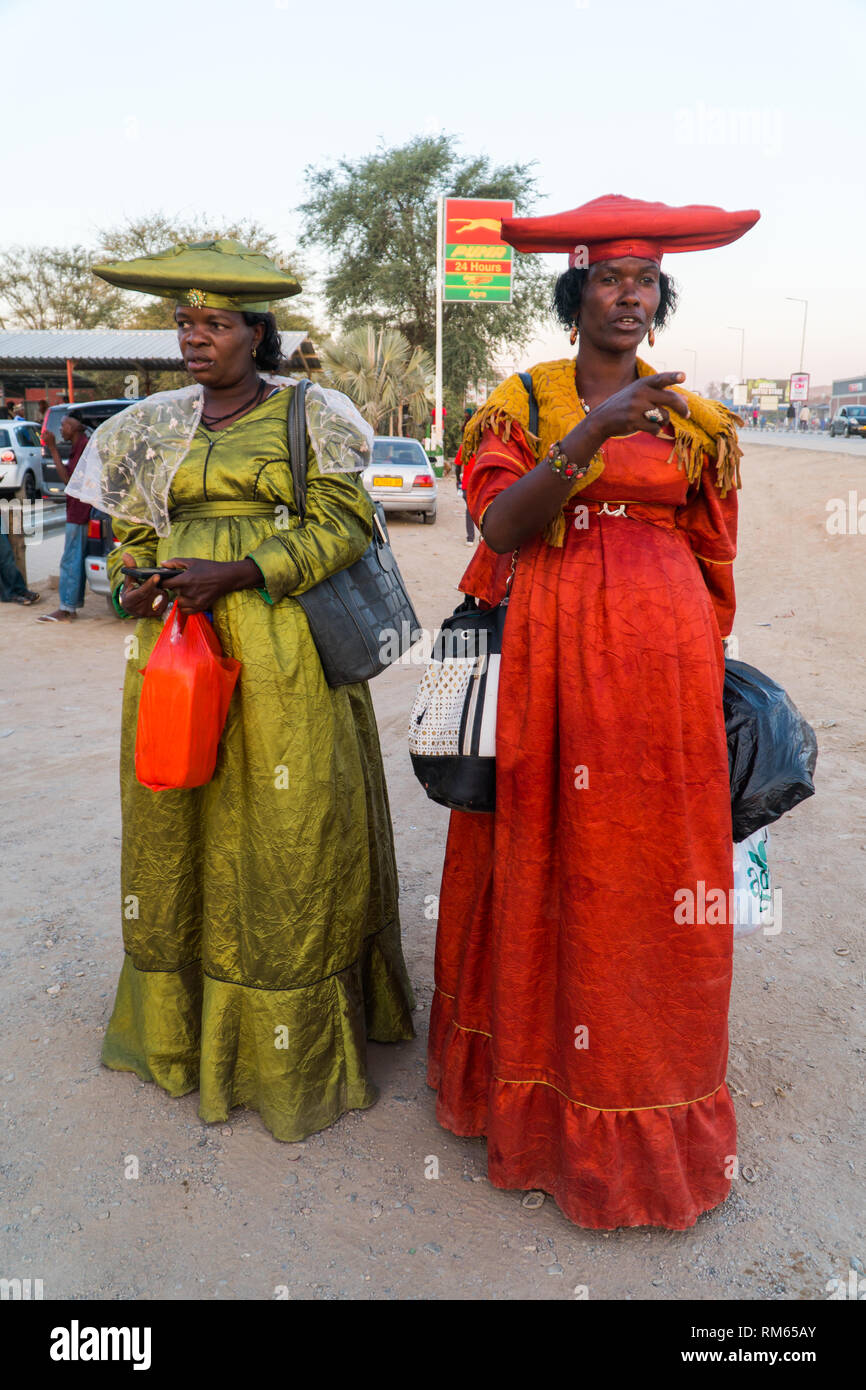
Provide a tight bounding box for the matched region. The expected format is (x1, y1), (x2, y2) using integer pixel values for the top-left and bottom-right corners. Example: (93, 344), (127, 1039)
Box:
(462, 357), (743, 546)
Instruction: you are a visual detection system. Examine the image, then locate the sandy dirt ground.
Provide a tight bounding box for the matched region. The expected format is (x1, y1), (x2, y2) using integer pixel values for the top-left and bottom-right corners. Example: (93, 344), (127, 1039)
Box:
(1, 442), (863, 1303)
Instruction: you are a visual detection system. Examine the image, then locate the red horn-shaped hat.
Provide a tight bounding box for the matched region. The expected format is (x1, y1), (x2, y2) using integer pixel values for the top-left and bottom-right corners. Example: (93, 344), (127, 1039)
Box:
(500, 194), (760, 267)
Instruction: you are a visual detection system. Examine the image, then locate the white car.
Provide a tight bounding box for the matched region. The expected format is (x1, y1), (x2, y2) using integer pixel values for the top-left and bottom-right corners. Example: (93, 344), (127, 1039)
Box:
(0, 420), (44, 500)
(361, 436), (437, 523)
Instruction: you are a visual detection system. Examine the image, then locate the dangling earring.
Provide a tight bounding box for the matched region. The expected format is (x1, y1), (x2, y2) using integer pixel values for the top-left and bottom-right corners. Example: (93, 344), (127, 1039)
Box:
(647, 325), (656, 348)
(569, 321), (578, 346)
(251, 344), (258, 358)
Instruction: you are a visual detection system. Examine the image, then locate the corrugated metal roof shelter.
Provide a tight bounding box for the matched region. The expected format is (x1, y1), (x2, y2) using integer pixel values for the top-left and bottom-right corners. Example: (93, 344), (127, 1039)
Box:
(0, 329), (321, 393)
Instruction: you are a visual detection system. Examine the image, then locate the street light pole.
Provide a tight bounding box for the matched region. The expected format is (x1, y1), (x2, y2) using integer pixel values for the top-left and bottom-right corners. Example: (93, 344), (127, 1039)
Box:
(786, 297), (808, 372)
(786, 297), (808, 428)
(727, 326), (744, 382)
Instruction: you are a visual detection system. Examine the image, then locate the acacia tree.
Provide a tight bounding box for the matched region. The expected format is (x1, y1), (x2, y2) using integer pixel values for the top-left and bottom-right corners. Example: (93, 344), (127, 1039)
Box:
(0, 216), (315, 340)
(299, 135), (552, 450)
(321, 326), (432, 435)
(0, 245), (123, 329)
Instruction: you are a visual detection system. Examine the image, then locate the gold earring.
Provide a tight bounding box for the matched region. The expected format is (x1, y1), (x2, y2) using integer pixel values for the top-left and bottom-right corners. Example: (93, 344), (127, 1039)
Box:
(648, 326), (656, 348)
(569, 322), (578, 346)
(252, 344), (257, 357)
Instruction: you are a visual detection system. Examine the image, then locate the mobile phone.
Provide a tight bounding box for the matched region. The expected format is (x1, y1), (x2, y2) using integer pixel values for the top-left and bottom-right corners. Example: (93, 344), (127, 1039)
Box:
(121, 566), (181, 584)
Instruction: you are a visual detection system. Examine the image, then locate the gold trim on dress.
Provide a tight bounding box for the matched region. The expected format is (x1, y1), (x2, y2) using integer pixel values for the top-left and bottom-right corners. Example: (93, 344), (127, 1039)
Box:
(435, 987), (725, 1114)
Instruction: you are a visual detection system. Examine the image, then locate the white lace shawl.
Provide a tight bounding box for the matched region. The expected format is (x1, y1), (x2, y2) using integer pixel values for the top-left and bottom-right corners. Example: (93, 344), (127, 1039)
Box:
(65, 375), (373, 538)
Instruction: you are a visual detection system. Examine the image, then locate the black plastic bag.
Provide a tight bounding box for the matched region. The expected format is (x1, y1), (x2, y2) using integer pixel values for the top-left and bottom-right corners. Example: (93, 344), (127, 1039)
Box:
(724, 659), (818, 842)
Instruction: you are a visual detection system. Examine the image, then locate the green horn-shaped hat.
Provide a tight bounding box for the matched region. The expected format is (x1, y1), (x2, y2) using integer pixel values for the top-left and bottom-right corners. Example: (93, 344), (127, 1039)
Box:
(92, 237), (302, 312)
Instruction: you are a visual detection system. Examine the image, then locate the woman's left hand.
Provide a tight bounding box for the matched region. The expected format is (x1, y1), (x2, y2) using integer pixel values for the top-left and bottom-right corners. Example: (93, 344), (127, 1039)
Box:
(161, 557), (261, 614)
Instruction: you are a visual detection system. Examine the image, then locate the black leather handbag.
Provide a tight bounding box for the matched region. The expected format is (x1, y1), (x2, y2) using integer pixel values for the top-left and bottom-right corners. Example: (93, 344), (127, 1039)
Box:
(286, 379), (422, 687)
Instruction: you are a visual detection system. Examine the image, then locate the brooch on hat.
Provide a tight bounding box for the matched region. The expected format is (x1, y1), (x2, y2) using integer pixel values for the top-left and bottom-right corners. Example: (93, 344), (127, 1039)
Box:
(187, 288), (207, 307)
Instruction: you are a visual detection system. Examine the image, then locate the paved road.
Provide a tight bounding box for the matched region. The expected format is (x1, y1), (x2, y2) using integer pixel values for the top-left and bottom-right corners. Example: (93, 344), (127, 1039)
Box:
(739, 428), (866, 457)
(20, 502), (75, 585)
(24, 527), (65, 585)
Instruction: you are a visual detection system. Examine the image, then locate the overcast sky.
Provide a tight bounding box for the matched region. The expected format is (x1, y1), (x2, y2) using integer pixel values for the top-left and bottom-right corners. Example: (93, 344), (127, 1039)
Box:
(2, 0), (863, 390)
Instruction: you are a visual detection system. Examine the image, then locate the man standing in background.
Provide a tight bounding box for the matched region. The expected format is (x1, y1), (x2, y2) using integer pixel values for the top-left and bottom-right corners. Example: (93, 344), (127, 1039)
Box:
(453, 436), (477, 545)
(454, 406), (477, 545)
(38, 414), (90, 623)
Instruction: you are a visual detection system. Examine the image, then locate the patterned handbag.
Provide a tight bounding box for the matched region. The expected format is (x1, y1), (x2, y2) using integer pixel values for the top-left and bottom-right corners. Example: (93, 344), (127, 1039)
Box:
(408, 591), (510, 813)
(287, 379), (422, 687)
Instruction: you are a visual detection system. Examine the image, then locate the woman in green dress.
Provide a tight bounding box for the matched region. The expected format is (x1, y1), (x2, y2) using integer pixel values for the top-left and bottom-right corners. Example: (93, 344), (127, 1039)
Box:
(69, 240), (415, 1141)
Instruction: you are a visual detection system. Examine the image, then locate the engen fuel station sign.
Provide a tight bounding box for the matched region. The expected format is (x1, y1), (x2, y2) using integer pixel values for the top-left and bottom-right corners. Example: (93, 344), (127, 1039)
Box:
(443, 198), (514, 302)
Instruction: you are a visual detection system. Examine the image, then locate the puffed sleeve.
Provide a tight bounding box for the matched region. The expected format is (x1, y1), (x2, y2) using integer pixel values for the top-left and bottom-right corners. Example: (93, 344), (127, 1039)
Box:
(107, 518), (160, 619)
(459, 425), (534, 608)
(676, 458), (738, 639)
(246, 441), (373, 604)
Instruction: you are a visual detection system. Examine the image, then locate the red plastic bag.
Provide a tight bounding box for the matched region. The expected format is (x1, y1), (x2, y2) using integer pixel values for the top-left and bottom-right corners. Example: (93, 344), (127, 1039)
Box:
(135, 602), (241, 791)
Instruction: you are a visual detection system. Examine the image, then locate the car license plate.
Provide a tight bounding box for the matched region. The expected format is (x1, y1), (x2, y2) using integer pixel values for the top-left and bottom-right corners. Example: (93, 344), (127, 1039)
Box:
(373, 476), (402, 486)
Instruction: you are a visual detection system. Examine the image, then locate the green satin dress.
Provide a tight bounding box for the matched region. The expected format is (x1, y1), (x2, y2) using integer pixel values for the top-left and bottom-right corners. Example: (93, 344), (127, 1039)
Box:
(103, 386), (415, 1141)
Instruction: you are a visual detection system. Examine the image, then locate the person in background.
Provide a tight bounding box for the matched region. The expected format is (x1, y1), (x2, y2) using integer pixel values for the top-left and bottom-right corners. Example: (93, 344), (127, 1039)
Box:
(453, 435), (478, 544)
(453, 407), (473, 490)
(38, 413), (90, 623)
(786, 402), (795, 431)
(0, 531), (41, 605)
(453, 407), (476, 543)
(800, 404), (811, 432)
(751, 405), (759, 428)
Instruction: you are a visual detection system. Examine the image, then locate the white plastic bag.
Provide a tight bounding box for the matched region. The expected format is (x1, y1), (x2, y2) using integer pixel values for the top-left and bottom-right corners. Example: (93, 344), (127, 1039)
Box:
(732, 827), (774, 937)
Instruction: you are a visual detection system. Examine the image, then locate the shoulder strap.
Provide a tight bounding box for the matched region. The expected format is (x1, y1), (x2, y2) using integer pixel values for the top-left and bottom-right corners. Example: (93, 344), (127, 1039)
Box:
(286, 378), (311, 521)
(517, 371), (538, 438)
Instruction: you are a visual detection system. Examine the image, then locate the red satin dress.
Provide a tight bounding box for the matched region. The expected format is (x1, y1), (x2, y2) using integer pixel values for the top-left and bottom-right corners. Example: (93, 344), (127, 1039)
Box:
(427, 422), (739, 1230)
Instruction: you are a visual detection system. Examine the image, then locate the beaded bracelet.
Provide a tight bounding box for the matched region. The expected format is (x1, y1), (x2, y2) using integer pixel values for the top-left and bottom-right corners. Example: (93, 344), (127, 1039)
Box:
(545, 440), (589, 481)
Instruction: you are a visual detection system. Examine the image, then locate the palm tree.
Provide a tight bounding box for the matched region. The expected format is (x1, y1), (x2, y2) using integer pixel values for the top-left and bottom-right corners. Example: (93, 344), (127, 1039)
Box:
(320, 325), (433, 435)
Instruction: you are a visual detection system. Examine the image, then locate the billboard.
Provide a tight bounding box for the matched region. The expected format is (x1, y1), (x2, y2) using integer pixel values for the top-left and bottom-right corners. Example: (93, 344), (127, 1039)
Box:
(789, 372), (810, 402)
(443, 198), (514, 302)
(747, 378), (789, 404)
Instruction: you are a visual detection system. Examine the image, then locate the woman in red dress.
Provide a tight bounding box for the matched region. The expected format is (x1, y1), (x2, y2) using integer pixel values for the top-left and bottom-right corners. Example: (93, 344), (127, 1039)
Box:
(427, 196), (760, 1230)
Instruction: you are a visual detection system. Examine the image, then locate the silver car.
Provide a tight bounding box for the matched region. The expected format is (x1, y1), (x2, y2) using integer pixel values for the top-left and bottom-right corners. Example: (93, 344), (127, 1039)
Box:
(0, 421), (45, 500)
(83, 512), (118, 609)
(361, 436), (437, 523)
